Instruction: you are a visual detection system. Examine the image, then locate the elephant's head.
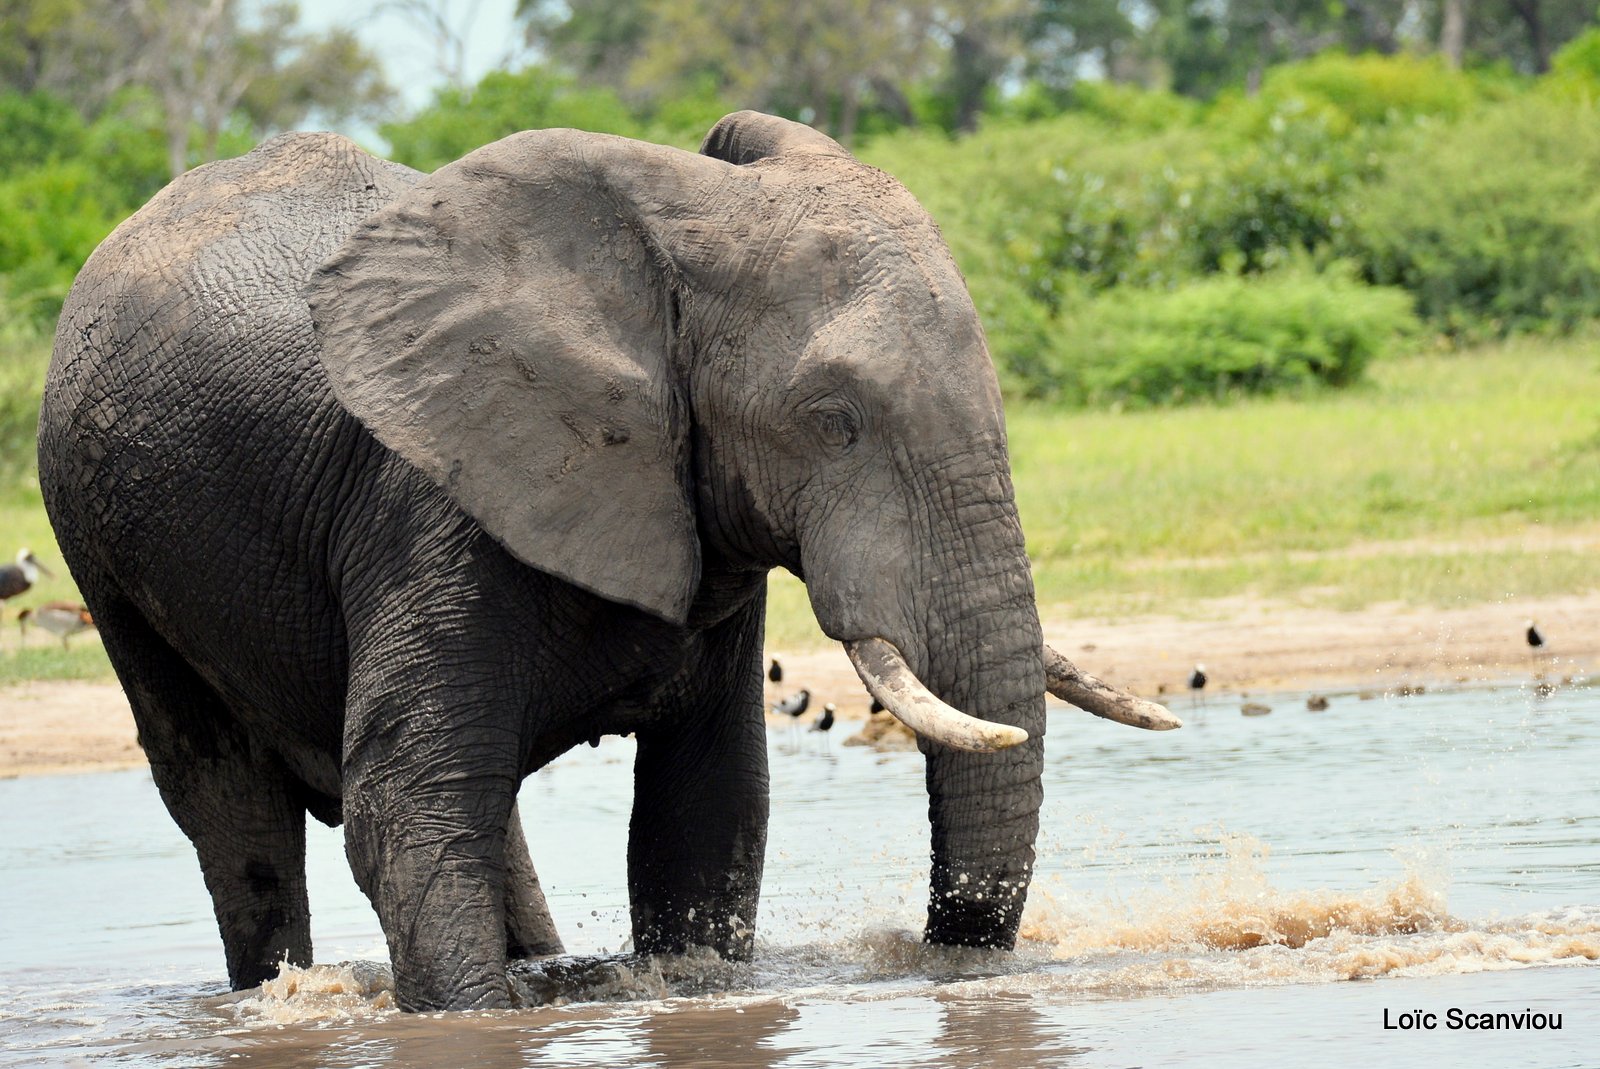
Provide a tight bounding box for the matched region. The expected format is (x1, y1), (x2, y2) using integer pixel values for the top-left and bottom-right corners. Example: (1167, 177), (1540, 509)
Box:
(305, 111), (1173, 950)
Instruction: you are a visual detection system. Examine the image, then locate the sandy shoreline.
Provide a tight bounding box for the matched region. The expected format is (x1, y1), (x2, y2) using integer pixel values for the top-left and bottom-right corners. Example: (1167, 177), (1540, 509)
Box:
(3, 591), (1595, 779)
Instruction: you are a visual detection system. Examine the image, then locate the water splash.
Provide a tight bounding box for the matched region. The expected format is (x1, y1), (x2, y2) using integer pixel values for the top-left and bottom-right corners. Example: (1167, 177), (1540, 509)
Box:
(233, 961), (396, 1024)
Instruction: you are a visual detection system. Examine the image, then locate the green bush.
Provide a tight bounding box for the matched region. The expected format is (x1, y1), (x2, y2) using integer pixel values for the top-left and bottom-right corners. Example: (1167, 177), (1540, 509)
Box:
(1019, 111), (1365, 300)
(1218, 52), (1484, 134)
(1037, 265), (1417, 406)
(0, 91), (86, 178)
(0, 302), (49, 477)
(0, 161), (127, 317)
(1346, 95), (1600, 334)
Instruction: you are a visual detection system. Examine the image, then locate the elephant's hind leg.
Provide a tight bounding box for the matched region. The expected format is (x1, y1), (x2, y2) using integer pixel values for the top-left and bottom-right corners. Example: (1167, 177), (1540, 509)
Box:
(504, 801), (563, 958)
(91, 595), (312, 989)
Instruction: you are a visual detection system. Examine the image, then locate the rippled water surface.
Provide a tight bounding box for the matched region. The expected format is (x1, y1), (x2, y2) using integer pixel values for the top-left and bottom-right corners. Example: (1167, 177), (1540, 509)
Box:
(2, 681), (1598, 1067)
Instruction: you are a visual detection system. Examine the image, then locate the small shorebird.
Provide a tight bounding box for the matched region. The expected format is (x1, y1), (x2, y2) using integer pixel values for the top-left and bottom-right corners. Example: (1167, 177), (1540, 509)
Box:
(810, 702), (836, 752)
(771, 688), (810, 753)
(812, 703), (835, 733)
(20, 602), (95, 647)
(1188, 664), (1208, 710)
(0, 549), (50, 603)
(768, 657), (783, 683)
(1526, 620), (1545, 650)
(772, 689), (810, 718)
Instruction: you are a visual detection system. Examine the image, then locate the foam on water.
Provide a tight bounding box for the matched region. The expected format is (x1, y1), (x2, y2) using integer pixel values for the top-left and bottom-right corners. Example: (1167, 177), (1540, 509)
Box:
(227, 845), (1600, 1029)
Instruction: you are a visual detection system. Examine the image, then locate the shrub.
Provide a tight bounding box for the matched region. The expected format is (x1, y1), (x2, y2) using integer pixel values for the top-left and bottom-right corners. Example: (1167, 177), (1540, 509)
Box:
(1345, 95), (1600, 334)
(0, 299), (49, 476)
(1219, 52), (1483, 134)
(1037, 264), (1417, 406)
(0, 161), (127, 318)
(1019, 110), (1365, 300)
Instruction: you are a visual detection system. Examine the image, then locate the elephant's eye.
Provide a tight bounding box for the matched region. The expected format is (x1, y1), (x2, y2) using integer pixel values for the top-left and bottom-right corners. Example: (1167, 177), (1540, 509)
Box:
(812, 407), (860, 451)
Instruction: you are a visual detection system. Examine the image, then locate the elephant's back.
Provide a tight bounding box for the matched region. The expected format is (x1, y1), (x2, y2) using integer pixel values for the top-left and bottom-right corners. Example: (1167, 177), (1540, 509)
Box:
(41, 133), (417, 546)
(38, 134), (421, 728)
(44, 132), (418, 425)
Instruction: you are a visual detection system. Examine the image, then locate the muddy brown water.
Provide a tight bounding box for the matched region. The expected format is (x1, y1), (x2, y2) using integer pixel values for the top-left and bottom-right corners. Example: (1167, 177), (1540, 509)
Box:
(2, 681), (1597, 1067)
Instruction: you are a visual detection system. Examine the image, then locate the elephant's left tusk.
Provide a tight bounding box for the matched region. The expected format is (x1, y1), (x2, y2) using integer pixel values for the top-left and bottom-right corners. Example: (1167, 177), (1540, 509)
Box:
(844, 638), (1030, 753)
(1044, 645), (1182, 730)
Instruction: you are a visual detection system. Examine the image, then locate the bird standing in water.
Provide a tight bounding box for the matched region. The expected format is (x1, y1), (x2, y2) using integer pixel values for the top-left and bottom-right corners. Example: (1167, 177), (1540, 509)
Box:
(812, 703), (835, 732)
(1188, 664), (1208, 709)
(810, 702), (836, 752)
(1526, 619), (1549, 679)
(771, 688), (811, 752)
(772, 689), (810, 719)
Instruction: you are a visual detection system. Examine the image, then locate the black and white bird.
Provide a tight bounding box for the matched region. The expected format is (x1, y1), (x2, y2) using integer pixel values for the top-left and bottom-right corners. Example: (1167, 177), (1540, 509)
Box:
(772, 689), (811, 719)
(20, 602), (95, 647)
(0, 549), (49, 603)
(869, 697), (884, 716)
(768, 657), (783, 683)
(1188, 664), (1208, 691)
(1526, 620), (1545, 650)
(811, 703), (836, 732)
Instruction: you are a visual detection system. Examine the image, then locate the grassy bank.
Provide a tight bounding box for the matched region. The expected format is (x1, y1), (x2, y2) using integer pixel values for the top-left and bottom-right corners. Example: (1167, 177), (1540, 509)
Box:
(5, 337), (1597, 667)
(767, 336), (1600, 648)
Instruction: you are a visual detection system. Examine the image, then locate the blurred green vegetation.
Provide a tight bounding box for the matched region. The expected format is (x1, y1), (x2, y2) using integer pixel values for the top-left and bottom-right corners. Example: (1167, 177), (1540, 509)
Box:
(4, 6), (1600, 674)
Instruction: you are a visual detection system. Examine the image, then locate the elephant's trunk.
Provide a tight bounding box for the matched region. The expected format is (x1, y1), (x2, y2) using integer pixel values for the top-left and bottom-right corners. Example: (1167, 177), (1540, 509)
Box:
(915, 536), (1045, 949)
(884, 456), (1046, 950)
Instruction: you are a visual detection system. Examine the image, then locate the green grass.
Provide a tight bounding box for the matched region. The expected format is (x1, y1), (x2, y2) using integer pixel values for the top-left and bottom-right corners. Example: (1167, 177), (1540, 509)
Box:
(0, 642), (112, 685)
(0, 480), (113, 681)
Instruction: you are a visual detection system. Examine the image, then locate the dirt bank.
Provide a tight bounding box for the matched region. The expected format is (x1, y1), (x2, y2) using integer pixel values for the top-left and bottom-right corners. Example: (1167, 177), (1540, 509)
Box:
(3, 591), (1595, 778)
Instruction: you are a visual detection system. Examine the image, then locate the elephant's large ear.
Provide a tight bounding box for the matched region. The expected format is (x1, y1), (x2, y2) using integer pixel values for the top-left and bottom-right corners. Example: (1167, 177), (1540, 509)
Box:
(700, 111), (850, 164)
(306, 131), (735, 625)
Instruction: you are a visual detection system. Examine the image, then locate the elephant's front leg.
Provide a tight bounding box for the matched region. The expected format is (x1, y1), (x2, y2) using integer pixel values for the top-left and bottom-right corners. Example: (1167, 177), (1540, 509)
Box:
(342, 667), (524, 1011)
(627, 600), (768, 959)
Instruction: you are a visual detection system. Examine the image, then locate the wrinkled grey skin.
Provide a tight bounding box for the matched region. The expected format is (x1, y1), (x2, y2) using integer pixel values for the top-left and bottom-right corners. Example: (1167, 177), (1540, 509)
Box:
(39, 112), (1045, 1011)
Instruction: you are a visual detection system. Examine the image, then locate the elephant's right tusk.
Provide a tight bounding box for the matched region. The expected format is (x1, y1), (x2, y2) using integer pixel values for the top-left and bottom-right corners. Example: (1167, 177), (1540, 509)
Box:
(844, 638), (1030, 753)
(1043, 645), (1182, 730)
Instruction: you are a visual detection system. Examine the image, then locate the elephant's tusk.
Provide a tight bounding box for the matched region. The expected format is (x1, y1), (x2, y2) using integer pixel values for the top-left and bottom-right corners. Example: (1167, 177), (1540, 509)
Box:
(844, 638), (1030, 753)
(1043, 645), (1182, 730)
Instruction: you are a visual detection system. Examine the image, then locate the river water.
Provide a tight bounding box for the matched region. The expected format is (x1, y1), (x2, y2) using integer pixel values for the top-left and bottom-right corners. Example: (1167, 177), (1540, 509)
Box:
(2, 680), (1597, 1067)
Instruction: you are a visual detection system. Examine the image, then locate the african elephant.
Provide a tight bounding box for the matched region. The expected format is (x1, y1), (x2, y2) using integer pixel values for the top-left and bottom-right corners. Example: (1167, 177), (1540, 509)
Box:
(39, 111), (1173, 1011)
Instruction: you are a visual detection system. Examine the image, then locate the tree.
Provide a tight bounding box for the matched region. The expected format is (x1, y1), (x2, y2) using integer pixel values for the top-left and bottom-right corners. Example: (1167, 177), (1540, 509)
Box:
(0, 0), (84, 92)
(121, 0), (392, 177)
(519, 0), (653, 92)
(1024, 0), (1142, 87)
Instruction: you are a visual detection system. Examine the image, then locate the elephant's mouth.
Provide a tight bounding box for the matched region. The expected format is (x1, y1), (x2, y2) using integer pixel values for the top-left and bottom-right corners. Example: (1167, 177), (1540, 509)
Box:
(844, 638), (1180, 752)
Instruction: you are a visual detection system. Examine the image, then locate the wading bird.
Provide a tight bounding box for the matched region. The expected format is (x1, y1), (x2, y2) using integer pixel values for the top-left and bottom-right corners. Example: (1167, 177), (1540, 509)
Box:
(1526, 620), (1544, 650)
(810, 702), (836, 752)
(1188, 664), (1208, 710)
(20, 602), (95, 647)
(772, 689), (810, 719)
(0, 549), (49, 604)
(768, 657), (783, 683)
